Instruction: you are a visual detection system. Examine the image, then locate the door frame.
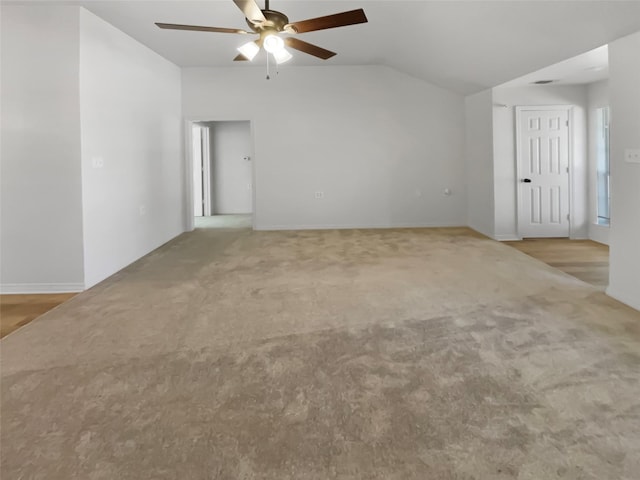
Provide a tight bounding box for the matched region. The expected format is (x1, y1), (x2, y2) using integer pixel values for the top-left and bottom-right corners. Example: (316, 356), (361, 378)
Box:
(515, 105), (574, 239)
(201, 126), (212, 217)
(191, 125), (212, 218)
(184, 117), (256, 232)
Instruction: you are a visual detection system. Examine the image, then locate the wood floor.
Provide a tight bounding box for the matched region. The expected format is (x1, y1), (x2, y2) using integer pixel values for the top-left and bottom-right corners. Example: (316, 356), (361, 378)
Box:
(0, 293), (76, 338)
(0, 237), (609, 339)
(504, 238), (609, 289)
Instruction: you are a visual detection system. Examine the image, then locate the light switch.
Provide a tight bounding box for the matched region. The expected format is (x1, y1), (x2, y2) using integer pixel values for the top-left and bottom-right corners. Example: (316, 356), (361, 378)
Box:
(624, 149), (640, 163)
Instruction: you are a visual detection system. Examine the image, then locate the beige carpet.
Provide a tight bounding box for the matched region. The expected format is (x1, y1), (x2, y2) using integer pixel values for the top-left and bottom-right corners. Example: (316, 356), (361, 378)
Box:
(2, 227), (640, 479)
(195, 214), (253, 229)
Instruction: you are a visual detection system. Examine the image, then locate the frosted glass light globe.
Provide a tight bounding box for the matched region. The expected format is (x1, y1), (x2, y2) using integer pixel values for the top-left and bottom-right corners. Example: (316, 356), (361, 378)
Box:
(237, 41), (259, 60)
(263, 34), (284, 53)
(273, 48), (292, 64)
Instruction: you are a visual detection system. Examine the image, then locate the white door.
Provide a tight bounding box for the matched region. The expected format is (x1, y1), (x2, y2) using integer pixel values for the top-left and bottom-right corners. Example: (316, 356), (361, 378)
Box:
(517, 107), (571, 238)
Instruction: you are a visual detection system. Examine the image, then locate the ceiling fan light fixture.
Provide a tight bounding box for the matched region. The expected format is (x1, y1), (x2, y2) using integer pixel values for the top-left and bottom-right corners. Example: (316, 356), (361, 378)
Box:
(273, 48), (293, 64)
(263, 34), (285, 53)
(156, 2), (369, 70)
(237, 41), (260, 61)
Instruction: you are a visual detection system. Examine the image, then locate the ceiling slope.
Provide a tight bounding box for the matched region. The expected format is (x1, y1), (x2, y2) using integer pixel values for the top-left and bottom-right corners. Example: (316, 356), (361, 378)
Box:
(9, 1), (640, 94)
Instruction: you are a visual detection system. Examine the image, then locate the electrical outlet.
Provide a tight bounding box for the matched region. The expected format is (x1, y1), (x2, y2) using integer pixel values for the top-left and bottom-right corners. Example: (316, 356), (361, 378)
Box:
(92, 157), (104, 169)
(139, 205), (146, 216)
(444, 188), (452, 196)
(625, 149), (640, 163)
(315, 191), (324, 199)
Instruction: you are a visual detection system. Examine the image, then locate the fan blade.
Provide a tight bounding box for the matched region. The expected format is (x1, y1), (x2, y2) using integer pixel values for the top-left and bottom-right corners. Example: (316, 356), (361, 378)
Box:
(232, 0), (266, 24)
(156, 23), (251, 34)
(285, 9), (367, 34)
(284, 37), (336, 60)
(234, 54), (249, 61)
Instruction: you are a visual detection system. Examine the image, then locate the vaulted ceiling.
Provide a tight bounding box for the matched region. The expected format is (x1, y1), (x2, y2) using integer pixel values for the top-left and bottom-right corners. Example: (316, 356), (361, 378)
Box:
(33, 1), (640, 94)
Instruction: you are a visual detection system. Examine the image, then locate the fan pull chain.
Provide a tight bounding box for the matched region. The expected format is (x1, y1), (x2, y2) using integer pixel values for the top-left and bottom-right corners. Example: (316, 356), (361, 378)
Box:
(266, 52), (270, 80)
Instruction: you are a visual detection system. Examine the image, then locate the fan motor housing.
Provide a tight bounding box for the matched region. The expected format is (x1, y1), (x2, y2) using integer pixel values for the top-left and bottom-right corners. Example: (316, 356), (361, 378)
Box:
(247, 9), (290, 32)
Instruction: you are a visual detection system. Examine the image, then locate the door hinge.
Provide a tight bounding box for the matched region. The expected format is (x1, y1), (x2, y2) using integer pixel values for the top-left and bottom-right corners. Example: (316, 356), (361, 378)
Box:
(567, 214), (570, 220)
(566, 167), (569, 173)
(566, 120), (569, 126)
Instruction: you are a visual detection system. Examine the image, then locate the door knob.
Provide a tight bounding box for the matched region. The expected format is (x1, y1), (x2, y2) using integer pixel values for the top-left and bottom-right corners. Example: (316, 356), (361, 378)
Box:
(521, 178), (532, 183)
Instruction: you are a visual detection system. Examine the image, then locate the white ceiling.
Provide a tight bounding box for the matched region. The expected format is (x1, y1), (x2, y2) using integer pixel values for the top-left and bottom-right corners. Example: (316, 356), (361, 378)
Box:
(499, 44), (610, 88)
(17, 0), (640, 94)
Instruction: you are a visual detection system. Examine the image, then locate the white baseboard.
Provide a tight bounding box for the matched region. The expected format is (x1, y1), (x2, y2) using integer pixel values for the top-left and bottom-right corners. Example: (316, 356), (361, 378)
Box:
(254, 222), (466, 231)
(0, 283), (85, 294)
(589, 224), (610, 246)
(494, 234), (521, 241)
(606, 287), (640, 312)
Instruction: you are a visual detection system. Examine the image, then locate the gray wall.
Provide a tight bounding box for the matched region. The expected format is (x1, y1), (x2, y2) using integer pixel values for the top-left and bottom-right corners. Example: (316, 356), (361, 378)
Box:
(1, 6), (85, 292)
(608, 30), (640, 310)
(80, 9), (184, 289)
(205, 121), (253, 215)
(464, 90), (495, 238)
(183, 66), (467, 230)
(1, 5), (185, 292)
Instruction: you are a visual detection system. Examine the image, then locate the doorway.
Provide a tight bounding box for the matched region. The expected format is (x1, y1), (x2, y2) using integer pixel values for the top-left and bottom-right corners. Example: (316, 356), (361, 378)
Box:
(190, 120), (253, 229)
(192, 125), (211, 218)
(516, 106), (572, 238)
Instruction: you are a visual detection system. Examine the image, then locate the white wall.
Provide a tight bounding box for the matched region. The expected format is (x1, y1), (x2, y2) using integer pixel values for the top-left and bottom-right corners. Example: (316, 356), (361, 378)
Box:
(206, 121), (253, 215)
(464, 90), (495, 238)
(183, 66), (466, 230)
(0, 6), (85, 293)
(587, 80), (610, 245)
(492, 85), (589, 239)
(607, 31), (640, 311)
(80, 9), (184, 288)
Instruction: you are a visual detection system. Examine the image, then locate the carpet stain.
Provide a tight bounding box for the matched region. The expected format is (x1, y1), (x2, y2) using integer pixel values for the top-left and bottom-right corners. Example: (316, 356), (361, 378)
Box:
(2, 228), (640, 479)
(4, 313), (640, 479)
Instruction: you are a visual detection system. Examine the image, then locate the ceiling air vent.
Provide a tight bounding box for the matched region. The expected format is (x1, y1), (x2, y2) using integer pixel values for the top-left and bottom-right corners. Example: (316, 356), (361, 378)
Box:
(531, 80), (555, 85)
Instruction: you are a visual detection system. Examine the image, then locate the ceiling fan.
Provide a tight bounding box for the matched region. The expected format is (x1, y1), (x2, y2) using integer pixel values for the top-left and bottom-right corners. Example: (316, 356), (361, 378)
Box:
(156, 0), (368, 64)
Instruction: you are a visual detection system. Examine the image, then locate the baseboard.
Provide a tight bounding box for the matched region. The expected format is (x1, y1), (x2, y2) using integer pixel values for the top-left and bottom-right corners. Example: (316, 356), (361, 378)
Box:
(606, 287), (640, 312)
(494, 234), (521, 241)
(588, 225), (610, 246)
(0, 283), (85, 294)
(254, 222), (466, 231)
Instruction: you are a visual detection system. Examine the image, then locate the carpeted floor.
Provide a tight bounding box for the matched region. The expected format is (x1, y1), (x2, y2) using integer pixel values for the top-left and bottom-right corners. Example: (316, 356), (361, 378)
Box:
(2, 227), (640, 479)
(195, 214), (253, 229)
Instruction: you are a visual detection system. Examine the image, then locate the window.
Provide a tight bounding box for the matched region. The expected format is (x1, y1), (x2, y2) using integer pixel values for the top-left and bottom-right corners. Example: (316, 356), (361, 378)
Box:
(596, 107), (610, 226)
